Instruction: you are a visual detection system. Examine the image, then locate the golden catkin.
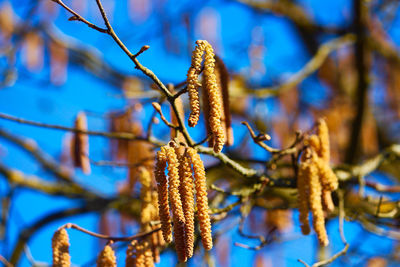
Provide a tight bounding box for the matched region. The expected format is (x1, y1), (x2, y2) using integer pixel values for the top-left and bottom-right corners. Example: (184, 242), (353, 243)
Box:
(187, 147), (213, 250)
(155, 148), (172, 243)
(143, 242), (155, 267)
(72, 111), (91, 174)
(316, 119), (330, 163)
(297, 162), (311, 235)
(52, 228), (71, 267)
(322, 191), (335, 213)
(187, 41), (206, 127)
(96, 244), (116, 267)
(135, 242), (146, 267)
(308, 154), (329, 247)
(203, 42), (225, 153)
(178, 151), (195, 258)
(125, 240), (138, 267)
(307, 134), (320, 152)
(316, 157), (338, 192)
(139, 167), (153, 226)
(165, 146), (187, 262)
(215, 55), (233, 146)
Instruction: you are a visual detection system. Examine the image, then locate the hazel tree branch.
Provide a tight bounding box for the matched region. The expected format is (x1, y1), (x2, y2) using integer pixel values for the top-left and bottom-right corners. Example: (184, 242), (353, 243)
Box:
(60, 223), (161, 242)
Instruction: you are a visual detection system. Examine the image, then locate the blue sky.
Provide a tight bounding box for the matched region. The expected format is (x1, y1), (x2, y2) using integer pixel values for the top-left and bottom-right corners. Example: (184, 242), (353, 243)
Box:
(1, 0), (400, 266)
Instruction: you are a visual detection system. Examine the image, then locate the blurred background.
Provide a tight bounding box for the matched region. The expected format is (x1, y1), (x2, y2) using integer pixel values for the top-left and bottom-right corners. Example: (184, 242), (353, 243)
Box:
(1, 0), (400, 266)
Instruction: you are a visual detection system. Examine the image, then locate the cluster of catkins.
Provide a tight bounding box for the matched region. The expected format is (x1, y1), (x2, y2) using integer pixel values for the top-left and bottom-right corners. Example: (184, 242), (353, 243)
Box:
(187, 40), (232, 153)
(52, 227), (155, 267)
(297, 119), (338, 246)
(155, 142), (212, 262)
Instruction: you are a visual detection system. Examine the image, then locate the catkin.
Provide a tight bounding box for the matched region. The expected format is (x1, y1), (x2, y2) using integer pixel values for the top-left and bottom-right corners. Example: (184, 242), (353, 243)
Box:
(72, 111), (91, 174)
(187, 41), (206, 127)
(316, 119), (330, 163)
(52, 228), (71, 267)
(322, 191), (335, 213)
(309, 154), (329, 247)
(165, 146), (187, 262)
(203, 42), (225, 153)
(187, 147), (213, 250)
(139, 167), (153, 225)
(143, 242), (155, 267)
(155, 148), (172, 243)
(297, 162), (311, 235)
(316, 157), (338, 192)
(96, 244), (116, 267)
(307, 134), (320, 152)
(215, 55), (233, 146)
(179, 150), (195, 258)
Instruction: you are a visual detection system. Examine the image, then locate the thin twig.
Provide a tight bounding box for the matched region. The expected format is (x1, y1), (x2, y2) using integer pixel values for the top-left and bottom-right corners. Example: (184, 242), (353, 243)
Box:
(51, 0), (108, 33)
(0, 112), (163, 145)
(61, 223), (161, 242)
(151, 102), (178, 129)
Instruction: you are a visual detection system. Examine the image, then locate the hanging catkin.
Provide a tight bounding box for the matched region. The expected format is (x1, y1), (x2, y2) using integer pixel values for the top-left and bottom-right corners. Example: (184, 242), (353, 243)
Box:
(96, 244), (117, 267)
(316, 119), (330, 163)
(186, 40), (226, 153)
(72, 111), (91, 174)
(165, 146), (187, 262)
(52, 228), (71, 267)
(187, 147), (213, 250)
(155, 147), (172, 243)
(297, 161), (311, 235)
(178, 149), (195, 258)
(309, 153), (329, 247)
(203, 43), (225, 153)
(187, 41), (206, 127)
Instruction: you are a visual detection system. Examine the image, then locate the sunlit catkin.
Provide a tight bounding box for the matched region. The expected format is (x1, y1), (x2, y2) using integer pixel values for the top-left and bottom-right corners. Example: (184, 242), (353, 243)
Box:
(316, 157), (338, 192)
(143, 242), (155, 267)
(187, 147), (213, 250)
(155, 147), (172, 243)
(165, 146), (187, 262)
(52, 228), (71, 267)
(316, 119), (330, 163)
(179, 150), (195, 258)
(203, 42), (225, 153)
(187, 41), (206, 127)
(96, 244), (116, 267)
(309, 154), (329, 247)
(297, 162), (311, 235)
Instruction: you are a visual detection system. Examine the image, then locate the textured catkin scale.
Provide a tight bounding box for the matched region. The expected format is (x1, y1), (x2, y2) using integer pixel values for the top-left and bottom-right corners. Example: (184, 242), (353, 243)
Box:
(322, 191), (335, 213)
(187, 41), (206, 127)
(52, 228), (71, 267)
(155, 148), (172, 243)
(187, 147), (213, 250)
(125, 240), (137, 266)
(203, 43), (225, 153)
(165, 146), (187, 262)
(316, 157), (338, 192)
(178, 151), (195, 258)
(308, 155), (329, 247)
(143, 242), (155, 267)
(96, 244), (117, 267)
(297, 162), (311, 235)
(317, 119), (330, 163)
(135, 243), (146, 267)
(307, 134), (321, 153)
